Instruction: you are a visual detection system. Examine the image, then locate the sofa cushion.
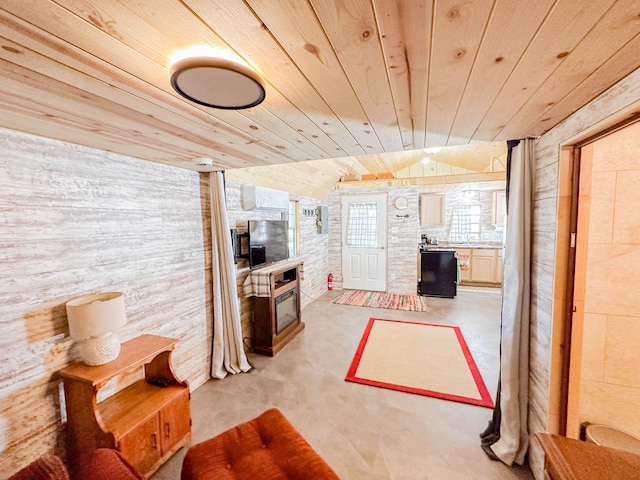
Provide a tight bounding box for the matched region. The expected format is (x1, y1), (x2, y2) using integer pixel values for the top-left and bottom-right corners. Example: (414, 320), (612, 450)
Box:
(75, 448), (144, 480)
(8, 455), (69, 480)
(181, 408), (339, 480)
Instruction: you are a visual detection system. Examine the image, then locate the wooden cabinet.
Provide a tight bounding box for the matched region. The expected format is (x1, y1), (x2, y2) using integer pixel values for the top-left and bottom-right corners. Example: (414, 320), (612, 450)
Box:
(470, 249), (496, 283)
(58, 335), (191, 478)
(492, 190), (507, 226)
(420, 194), (444, 226)
(251, 262), (305, 356)
(454, 247), (502, 285)
(536, 433), (640, 480)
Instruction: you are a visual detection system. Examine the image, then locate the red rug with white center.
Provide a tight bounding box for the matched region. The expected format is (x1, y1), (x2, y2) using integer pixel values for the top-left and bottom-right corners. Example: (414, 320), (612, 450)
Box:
(345, 318), (494, 408)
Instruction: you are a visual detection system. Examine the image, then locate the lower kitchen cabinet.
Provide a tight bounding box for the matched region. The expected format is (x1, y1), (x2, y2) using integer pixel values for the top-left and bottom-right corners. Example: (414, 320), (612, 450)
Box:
(455, 247), (502, 285)
(470, 249), (496, 283)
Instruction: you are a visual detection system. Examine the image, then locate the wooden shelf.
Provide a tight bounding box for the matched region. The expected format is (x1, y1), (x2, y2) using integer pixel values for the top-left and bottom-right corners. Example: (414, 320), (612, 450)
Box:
(58, 334), (179, 386)
(58, 334), (191, 478)
(98, 381), (186, 438)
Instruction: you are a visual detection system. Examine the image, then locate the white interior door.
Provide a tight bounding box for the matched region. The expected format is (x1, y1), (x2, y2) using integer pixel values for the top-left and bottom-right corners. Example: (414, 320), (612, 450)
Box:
(341, 194), (387, 291)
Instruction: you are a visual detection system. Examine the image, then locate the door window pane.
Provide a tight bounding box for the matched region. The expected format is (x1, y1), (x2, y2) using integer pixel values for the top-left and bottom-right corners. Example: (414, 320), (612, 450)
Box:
(346, 202), (377, 247)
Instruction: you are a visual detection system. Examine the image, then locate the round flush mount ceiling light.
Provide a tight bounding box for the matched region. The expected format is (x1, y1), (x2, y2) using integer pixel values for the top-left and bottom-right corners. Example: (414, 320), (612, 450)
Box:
(169, 49), (265, 110)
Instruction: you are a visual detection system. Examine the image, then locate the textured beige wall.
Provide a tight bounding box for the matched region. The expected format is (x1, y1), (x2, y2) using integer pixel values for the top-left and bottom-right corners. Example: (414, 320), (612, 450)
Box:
(0, 128), (212, 476)
(569, 122), (640, 438)
(531, 66), (640, 479)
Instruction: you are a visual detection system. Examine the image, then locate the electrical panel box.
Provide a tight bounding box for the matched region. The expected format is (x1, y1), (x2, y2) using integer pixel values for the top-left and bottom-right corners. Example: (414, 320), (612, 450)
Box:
(316, 206), (328, 234)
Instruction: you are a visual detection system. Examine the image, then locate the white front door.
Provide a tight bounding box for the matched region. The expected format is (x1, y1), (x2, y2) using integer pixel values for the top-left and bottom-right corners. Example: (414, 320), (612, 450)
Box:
(341, 194), (387, 291)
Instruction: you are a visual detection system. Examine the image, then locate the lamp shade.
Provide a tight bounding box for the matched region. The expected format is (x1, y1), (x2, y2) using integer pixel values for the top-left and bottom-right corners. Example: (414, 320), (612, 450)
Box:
(66, 292), (127, 339)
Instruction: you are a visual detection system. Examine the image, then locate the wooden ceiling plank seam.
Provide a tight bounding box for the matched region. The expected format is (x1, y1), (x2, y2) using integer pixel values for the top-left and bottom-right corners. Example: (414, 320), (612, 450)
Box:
(471, 0), (617, 141)
(372, 0), (431, 151)
(424, 0), (495, 148)
(179, 0), (359, 157)
(224, 168), (329, 200)
(0, 3), (325, 166)
(0, 97), (224, 167)
(0, 62), (284, 167)
(422, 0), (437, 150)
(497, 0), (640, 139)
(54, 0), (340, 161)
(309, 0), (405, 152)
(0, 33), (316, 168)
(444, 0), (499, 146)
(3, 1), (341, 164)
(0, 56), (300, 169)
(447, 0), (556, 145)
(244, 0), (383, 152)
(522, 32), (640, 137)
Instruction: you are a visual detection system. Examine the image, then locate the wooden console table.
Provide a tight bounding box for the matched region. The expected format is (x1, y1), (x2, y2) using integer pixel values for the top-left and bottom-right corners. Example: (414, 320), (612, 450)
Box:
(243, 261), (305, 356)
(536, 432), (640, 479)
(58, 334), (191, 478)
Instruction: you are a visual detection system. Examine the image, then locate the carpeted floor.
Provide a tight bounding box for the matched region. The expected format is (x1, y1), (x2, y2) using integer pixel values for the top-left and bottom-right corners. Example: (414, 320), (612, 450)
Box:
(345, 318), (493, 408)
(333, 290), (428, 312)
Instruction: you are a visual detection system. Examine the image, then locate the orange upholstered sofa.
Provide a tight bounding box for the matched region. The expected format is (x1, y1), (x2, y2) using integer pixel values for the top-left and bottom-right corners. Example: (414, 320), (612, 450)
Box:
(182, 408), (339, 479)
(8, 449), (143, 480)
(10, 408), (338, 480)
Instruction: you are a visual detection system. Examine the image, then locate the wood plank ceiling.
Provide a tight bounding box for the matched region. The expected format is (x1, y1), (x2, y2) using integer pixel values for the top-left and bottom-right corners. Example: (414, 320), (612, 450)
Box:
(1, 1), (639, 192)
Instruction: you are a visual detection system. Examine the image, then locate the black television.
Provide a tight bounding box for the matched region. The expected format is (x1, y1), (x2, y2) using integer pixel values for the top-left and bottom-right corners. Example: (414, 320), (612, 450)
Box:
(248, 220), (289, 269)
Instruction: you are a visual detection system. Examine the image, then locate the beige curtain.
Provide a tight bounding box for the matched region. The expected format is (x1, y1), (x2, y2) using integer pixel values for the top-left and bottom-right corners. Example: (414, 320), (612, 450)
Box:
(481, 138), (534, 465)
(210, 172), (251, 378)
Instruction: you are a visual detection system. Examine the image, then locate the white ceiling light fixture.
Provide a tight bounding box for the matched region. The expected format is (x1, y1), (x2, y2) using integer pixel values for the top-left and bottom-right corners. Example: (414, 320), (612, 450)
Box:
(423, 146), (443, 155)
(169, 47), (266, 110)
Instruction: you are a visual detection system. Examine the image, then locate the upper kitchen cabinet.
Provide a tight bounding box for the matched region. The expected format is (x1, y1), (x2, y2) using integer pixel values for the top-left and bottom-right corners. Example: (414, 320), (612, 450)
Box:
(420, 194), (444, 226)
(492, 190), (507, 226)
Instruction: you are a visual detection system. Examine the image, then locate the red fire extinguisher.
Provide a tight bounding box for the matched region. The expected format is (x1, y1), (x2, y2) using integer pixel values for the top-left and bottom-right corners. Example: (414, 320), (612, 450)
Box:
(327, 273), (333, 291)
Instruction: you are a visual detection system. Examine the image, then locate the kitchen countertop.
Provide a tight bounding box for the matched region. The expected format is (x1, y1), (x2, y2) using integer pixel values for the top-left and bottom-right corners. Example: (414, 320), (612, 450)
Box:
(440, 243), (502, 249)
(419, 246), (456, 252)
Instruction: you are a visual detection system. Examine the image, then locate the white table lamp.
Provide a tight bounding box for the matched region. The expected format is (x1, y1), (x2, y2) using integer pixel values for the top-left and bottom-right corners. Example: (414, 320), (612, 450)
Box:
(66, 292), (127, 366)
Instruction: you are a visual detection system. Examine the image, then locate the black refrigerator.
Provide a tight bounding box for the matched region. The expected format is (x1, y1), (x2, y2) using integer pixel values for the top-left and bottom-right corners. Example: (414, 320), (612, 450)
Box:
(418, 248), (457, 298)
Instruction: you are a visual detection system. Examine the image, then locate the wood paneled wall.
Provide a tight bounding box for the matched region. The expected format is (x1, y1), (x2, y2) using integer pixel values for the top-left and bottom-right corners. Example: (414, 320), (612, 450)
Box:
(0, 128), (212, 476)
(530, 67), (640, 479)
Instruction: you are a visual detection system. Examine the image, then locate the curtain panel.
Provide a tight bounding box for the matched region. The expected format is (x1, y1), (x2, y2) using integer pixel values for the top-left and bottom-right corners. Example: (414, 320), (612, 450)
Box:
(480, 138), (534, 466)
(210, 172), (251, 379)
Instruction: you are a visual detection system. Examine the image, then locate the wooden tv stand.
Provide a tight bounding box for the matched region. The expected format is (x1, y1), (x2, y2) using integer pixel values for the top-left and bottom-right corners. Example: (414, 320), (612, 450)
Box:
(57, 334), (191, 478)
(249, 262), (305, 356)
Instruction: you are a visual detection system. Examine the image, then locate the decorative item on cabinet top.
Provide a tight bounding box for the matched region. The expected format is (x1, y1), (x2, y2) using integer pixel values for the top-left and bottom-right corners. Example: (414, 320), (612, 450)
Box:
(65, 292), (127, 366)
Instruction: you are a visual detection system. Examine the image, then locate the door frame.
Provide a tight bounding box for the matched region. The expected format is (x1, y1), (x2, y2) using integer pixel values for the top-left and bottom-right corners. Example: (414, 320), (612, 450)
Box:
(340, 193), (388, 291)
(556, 114), (640, 435)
